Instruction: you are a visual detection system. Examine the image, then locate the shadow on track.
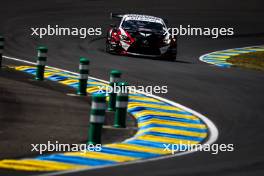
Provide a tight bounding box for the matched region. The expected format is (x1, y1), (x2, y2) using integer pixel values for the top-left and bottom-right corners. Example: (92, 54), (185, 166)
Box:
(97, 47), (192, 64)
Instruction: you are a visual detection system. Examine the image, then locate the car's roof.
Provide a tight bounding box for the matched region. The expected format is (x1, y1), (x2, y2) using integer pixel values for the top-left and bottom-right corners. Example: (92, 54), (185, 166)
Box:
(122, 14), (164, 24)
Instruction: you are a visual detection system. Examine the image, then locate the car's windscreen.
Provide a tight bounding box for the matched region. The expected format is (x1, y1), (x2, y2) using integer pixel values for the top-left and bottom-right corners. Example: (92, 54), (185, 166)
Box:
(121, 20), (164, 31)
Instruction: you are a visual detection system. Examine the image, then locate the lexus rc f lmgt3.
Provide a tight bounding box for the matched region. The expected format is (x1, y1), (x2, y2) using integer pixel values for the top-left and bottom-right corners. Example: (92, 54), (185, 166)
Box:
(106, 14), (177, 60)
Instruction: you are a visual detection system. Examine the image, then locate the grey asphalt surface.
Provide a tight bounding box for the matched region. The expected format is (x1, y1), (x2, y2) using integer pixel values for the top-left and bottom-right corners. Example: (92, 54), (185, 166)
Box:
(0, 0), (264, 175)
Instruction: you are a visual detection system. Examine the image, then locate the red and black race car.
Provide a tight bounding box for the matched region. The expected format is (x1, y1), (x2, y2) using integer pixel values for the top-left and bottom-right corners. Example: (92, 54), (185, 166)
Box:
(106, 14), (177, 60)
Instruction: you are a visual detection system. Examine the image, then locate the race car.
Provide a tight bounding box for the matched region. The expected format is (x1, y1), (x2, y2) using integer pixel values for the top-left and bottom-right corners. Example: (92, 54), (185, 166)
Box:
(106, 13), (177, 60)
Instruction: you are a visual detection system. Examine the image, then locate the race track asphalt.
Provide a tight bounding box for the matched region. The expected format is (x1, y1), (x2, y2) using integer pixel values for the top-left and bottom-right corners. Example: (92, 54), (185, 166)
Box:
(0, 0), (264, 175)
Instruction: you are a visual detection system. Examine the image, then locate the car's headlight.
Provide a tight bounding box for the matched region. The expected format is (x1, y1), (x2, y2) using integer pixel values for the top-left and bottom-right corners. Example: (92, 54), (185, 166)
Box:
(163, 38), (171, 44)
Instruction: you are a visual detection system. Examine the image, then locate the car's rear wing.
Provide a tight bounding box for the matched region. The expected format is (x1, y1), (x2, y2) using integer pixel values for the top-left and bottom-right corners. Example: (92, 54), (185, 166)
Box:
(110, 13), (124, 19)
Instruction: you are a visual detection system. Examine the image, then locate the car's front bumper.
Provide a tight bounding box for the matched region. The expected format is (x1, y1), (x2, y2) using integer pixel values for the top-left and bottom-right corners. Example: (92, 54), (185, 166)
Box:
(108, 40), (177, 58)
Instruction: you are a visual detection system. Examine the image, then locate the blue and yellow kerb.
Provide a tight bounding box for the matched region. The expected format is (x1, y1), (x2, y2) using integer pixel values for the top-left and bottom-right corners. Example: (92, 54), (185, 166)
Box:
(199, 45), (264, 68)
(0, 66), (209, 172)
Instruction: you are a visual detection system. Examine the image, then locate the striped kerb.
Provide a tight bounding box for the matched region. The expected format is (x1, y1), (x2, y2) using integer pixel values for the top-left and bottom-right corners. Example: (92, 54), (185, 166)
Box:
(0, 66), (211, 172)
(199, 45), (264, 68)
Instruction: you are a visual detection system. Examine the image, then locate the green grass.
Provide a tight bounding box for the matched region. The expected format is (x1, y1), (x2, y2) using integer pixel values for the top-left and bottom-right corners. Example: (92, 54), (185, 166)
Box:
(227, 51), (264, 71)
